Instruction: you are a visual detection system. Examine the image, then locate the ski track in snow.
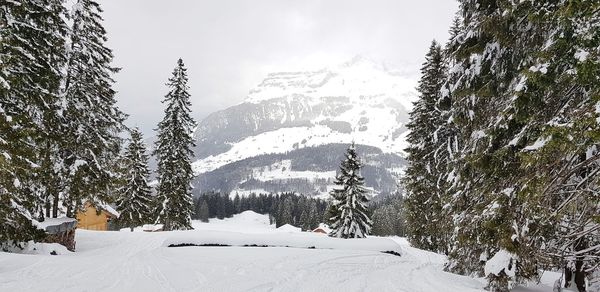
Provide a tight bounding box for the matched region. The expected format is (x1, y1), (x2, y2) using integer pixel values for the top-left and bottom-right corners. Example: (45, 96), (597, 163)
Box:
(0, 211), (556, 292)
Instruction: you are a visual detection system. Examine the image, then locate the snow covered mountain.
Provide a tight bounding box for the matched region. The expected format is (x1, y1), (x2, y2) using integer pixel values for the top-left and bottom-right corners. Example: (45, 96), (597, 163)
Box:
(191, 56), (416, 197)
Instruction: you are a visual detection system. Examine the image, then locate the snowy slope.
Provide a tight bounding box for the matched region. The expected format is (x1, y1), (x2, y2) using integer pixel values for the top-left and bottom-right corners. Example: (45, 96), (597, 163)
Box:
(0, 211), (488, 292)
(190, 57), (413, 196)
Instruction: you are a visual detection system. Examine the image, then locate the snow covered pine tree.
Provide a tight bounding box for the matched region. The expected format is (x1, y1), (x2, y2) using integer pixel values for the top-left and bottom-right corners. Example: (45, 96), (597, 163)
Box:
(1, 0), (125, 246)
(0, 0), (68, 245)
(404, 40), (450, 254)
(60, 0), (126, 218)
(434, 1), (600, 291)
(328, 143), (372, 239)
(154, 58), (197, 231)
(116, 128), (153, 231)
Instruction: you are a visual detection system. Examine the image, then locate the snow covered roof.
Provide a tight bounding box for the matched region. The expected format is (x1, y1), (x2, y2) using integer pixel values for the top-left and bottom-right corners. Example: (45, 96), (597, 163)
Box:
(142, 224), (164, 232)
(313, 223), (332, 234)
(36, 217), (78, 234)
(99, 203), (120, 217)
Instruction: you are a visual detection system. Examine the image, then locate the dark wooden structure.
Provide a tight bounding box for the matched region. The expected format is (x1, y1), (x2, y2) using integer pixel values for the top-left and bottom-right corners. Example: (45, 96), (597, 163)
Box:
(42, 218), (78, 251)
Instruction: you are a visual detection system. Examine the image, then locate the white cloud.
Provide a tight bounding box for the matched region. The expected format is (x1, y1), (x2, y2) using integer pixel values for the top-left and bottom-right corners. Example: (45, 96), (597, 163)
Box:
(101, 0), (459, 135)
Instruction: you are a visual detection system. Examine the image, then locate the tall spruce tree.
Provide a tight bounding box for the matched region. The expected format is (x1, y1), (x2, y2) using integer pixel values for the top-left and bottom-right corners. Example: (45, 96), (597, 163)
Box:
(328, 143), (372, 239)
(0, 0), (69, 244)
(433, 1), (600, 290)
(116, 128), (153, 231)
(513, 2), (600, 289)
(277, 196), (294, 227)
(404, 40), (449, 253)
(59, 0), (126, 218)
(154, 58), (197, 231)
(440, 2), (544, 289)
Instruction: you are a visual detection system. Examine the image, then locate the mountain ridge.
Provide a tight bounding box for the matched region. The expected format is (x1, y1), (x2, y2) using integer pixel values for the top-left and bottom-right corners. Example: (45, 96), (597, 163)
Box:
(187, 57), (416, 197)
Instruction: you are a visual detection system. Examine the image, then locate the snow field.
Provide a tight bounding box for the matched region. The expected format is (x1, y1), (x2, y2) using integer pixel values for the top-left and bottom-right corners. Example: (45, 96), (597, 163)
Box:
(0, 211), (490, 292)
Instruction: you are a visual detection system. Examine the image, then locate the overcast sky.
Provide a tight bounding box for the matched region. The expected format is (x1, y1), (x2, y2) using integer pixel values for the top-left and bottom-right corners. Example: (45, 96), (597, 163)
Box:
(101, 0), (459, 136)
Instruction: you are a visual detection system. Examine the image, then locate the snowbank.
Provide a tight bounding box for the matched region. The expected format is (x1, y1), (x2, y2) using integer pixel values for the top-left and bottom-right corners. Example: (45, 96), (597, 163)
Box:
(184, 212), (401, 254)
(277, 224), (302, 233)
(192, 210), (276, 233)
(142, 224), (164, 232)
(162, 230), (402, 255)
(2, 241), (70, 255)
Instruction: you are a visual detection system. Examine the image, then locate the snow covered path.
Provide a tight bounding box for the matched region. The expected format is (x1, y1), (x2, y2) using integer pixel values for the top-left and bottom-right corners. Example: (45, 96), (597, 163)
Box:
(0, 212), (488, 292)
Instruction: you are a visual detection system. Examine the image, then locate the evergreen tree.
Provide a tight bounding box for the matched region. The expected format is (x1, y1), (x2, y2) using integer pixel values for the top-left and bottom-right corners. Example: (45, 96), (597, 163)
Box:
(116, 128), (153, 231)
(233, 194), (241, 213)
(370, 194), (406, 237)
(154, 58), (197, 231)
(371, 205), (396, 236)
(299, 209), (309, 230)
(59, 0), (126, 218)
(430, 1), (600, 290)
(513, 2), (600, 289)
(403, 40), (449, 253)
(0, 0), (68, 244)
(328, 143), (372, 238)
(306, 201), (320, 230)
(197, 200), (209, 223)
(439, 2), (546, 289)
(278, 196), (294, 227)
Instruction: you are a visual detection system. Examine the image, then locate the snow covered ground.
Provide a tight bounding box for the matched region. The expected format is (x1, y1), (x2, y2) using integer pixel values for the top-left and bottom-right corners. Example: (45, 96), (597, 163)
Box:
(251, 160), (336, 183)
(0, 211), (562, 292)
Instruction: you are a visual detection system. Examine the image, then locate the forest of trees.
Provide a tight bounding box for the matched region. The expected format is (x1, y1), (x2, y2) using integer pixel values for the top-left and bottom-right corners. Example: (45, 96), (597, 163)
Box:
(191, 143), (402, 237)
(1, 0), (125, 245)
(0, 0), (198, 243)
(370, 195), (406, 237)
(191, 192), (404, 238)
(404, 1), (599, 291)
(193, 192), (327, 230)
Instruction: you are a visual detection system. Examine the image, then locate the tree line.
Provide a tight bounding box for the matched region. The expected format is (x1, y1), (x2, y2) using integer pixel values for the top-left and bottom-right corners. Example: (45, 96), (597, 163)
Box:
(404, 1), (599, 291)
(192, 191), (405, 237)
(192, 192), (328, 231)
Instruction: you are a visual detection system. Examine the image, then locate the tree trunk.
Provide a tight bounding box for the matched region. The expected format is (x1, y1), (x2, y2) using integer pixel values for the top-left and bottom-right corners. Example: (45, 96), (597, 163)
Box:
(52, 194), (59, 218)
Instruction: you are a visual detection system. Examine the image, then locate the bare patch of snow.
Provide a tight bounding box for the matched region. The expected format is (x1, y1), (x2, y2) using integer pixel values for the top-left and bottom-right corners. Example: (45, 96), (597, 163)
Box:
(523, 136), (550, 151)
(252, 160), (336, 182)
(575, 49), (590, 62)
(529, 63), (549, 74)
(484, 249), (517, 278)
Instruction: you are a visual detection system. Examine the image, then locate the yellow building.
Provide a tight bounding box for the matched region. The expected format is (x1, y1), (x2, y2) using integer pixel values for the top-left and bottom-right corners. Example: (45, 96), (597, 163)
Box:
(76, 203), (119, 231)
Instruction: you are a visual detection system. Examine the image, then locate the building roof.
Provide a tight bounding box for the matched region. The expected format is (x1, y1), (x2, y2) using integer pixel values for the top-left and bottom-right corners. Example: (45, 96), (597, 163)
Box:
(314, 223), (332, 234)
(99, 203), (120, 218)
(36, 217), (78, 234)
